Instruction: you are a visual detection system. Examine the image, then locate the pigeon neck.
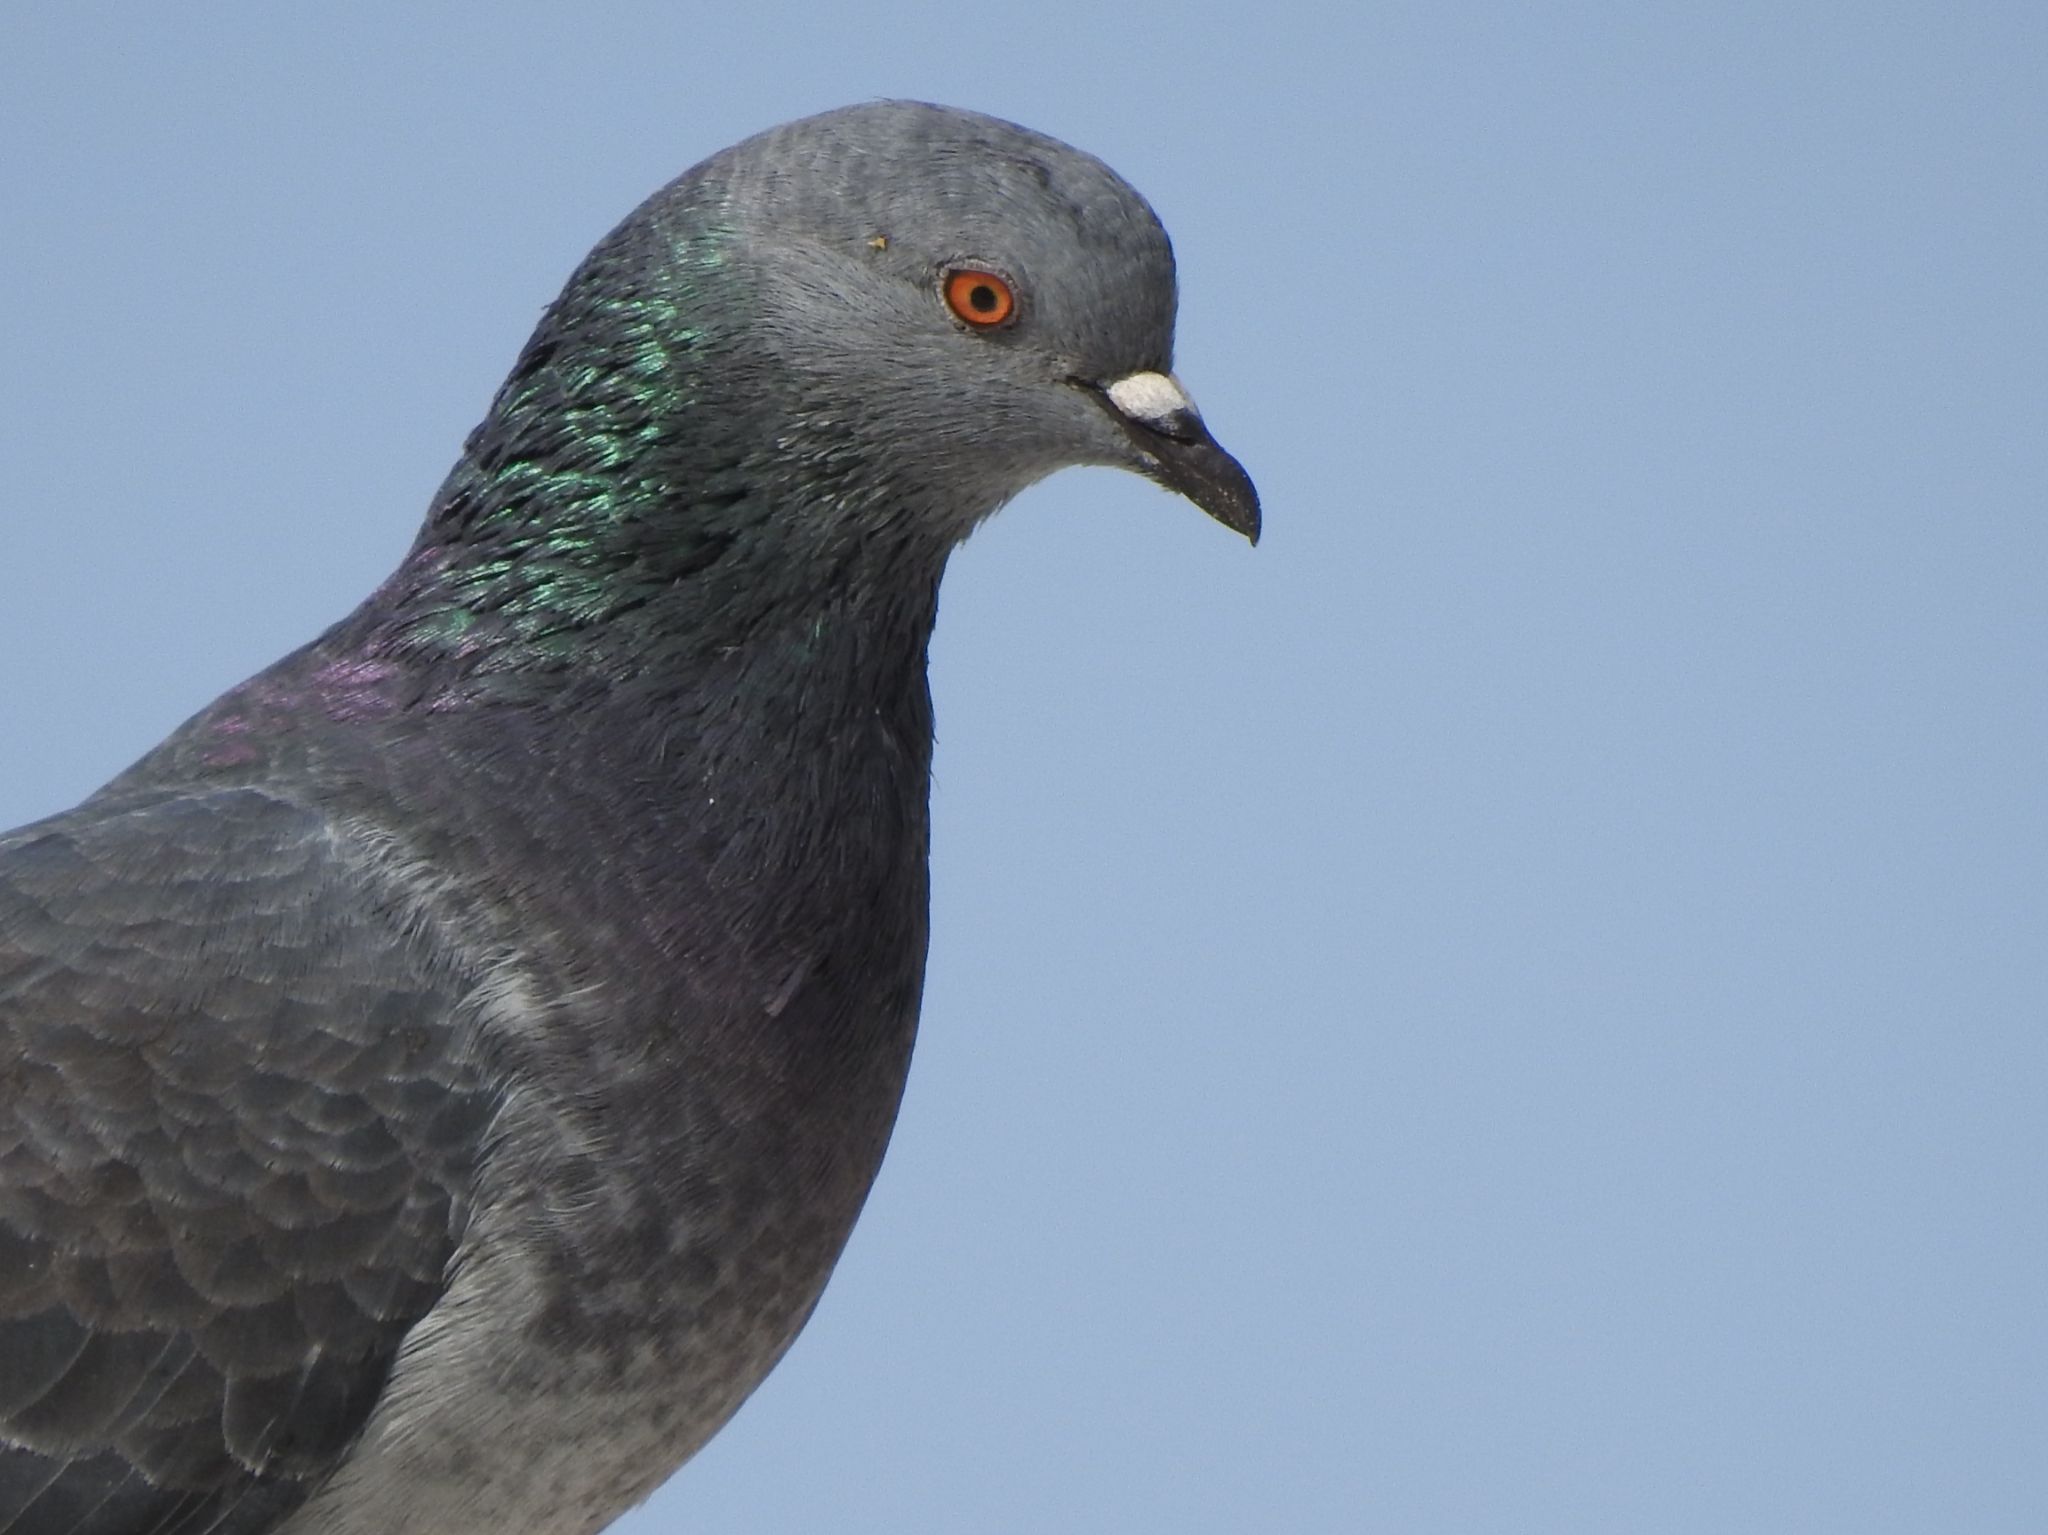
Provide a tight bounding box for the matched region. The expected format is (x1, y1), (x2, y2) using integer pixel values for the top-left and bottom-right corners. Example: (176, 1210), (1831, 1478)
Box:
(356, 448), (951, 680)
(353, 225), (977, 675)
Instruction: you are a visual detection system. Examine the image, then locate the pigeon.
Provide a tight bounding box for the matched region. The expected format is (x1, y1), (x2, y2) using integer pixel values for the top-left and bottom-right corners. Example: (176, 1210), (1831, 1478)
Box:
(0, 100), (1257, 1535)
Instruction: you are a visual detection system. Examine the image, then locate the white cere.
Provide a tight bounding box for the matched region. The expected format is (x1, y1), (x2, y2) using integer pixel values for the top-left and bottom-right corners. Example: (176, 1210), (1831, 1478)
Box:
(1106, 371), (1198, 425)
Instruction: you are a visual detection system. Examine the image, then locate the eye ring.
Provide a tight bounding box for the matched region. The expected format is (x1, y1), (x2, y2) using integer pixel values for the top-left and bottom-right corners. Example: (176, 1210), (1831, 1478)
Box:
(943, 267), (1017, 328)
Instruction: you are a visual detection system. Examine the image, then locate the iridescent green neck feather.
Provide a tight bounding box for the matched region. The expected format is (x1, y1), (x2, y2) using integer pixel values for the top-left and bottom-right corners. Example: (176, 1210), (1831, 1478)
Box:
(343, 205), (923, 684)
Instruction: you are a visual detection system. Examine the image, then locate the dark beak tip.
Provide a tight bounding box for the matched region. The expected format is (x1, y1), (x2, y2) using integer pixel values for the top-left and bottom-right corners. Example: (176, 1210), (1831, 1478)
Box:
(1196, 453), (1261, 547)
(1202, 482), (1261, 545)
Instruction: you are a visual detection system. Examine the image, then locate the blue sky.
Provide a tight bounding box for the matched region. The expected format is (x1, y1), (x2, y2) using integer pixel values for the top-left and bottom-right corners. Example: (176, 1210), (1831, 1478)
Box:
(2, 5), (2043, 1531)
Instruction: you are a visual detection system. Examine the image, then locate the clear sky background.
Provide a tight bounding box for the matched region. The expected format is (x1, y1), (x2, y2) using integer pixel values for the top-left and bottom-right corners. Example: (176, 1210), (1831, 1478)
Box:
(1, 5), (2042, 1532)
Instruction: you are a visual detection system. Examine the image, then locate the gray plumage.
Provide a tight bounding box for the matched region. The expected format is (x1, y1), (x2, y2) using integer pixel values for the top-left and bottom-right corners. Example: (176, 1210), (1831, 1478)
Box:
(0, 101), (1257, 1535)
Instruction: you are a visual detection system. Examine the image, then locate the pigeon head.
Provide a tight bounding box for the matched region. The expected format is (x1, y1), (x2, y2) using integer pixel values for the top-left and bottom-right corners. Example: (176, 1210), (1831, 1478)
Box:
(402, 103), (1253, 660)
(669, 100), (1260, 544)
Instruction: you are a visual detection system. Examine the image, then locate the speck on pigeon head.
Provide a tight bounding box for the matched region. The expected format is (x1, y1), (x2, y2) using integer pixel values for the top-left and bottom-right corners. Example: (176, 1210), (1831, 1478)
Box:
(515, 100), (1258, 547)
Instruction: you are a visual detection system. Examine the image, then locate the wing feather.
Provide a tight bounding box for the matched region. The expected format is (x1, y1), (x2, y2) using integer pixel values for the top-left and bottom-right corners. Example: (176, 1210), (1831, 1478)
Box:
(0, 788), (496, 1535)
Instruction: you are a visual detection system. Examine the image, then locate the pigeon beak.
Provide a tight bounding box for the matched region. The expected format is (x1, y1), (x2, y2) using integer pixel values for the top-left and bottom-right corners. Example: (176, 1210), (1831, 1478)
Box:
(1084, 371), (1261, 545)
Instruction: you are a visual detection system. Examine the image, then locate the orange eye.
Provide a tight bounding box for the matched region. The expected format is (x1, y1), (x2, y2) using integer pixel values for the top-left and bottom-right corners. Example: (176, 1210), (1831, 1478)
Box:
(944, 268), (1016, 327)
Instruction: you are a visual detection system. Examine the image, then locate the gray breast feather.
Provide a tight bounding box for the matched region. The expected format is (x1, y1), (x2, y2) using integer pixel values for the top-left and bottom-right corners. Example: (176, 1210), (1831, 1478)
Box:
(0, 787), (497, 1535)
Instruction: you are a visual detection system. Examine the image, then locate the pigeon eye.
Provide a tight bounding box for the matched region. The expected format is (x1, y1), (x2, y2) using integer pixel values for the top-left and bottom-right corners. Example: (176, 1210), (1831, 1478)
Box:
(943, 268), (1016, 328)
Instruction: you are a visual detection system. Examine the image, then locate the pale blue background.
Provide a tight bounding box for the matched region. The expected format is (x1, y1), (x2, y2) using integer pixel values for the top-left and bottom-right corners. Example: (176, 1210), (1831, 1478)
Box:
(2, 5), (2043, 1532)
